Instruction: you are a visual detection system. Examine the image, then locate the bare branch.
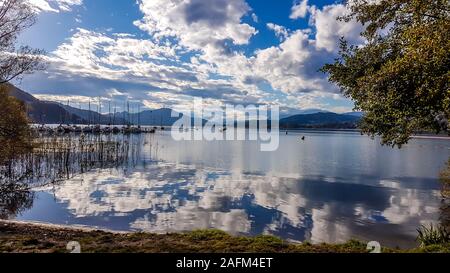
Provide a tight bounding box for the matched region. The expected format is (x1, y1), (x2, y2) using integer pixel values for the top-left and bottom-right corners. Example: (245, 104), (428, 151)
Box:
(0, 0), (45, 83)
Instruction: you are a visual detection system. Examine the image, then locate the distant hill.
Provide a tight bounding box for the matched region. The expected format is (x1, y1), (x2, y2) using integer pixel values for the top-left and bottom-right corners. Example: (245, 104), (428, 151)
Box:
(119, 109), (181, 126)
(6, 84), (86, 124)
(122, 109), (207, 126)
(6, 84), (362, 128)
(279, 107), (329, 119)
(343, 111), (365, 117)
(60, 104), (127, 125)
(5, 83), (39, 103)
(6, 85), (197, 126)
(280, 112), (361, 129)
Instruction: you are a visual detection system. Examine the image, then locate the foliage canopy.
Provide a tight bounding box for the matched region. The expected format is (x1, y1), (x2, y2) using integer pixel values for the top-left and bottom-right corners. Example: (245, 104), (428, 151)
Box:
(0, 85), (33, 165)
(322, 0), (450, 146)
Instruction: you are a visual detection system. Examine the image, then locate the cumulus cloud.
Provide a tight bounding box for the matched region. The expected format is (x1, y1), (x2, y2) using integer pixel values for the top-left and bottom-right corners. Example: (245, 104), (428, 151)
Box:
(23, 1), (367, 112)
(50, 28), (189, 82)
(186, 26), (345, 97)
(27, 27), (266, 111)
(134, 0), (257, 53)
(254, 30), (337, 94)
(211, 2), (365, 96)
(310, 3), (364, 52)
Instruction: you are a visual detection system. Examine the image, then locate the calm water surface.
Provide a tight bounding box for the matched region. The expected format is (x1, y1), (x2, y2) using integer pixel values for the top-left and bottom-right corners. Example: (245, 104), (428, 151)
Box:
(14, 130), (450, 248)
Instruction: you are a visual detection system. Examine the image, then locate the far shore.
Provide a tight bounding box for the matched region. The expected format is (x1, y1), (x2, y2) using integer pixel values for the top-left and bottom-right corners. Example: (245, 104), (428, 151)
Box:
(1, 220), (449, 253)
(411, 135), (450, 140)
(30, 123), (450, 139)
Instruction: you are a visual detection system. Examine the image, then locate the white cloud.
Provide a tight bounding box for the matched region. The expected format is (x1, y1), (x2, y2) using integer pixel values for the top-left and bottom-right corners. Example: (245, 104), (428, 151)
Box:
(290, 0), (309, 20)
(266, 23), (289, 41)
(310, 4), (364, 52)
(27, 0), (82, 13)
(251, 13), (258, 23)
(192, 28), (338, 97)
(26, 1), (367, 112)
(134, 0), (257, 53)
(179, 2), (364, 104)
(51, 28), (181, 77)
(34, 94), (91, 104)
(36, 28), (266, 111)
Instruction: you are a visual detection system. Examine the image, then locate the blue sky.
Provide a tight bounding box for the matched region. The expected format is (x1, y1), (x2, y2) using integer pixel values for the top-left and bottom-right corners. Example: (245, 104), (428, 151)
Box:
(18, 0), (364, 113)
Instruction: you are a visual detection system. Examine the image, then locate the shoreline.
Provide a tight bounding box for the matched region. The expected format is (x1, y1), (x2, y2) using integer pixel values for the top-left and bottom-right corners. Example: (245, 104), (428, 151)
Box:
(1, 220), (448, 253)
(30, 124), (450, 140)
(2, 220), (129, 234)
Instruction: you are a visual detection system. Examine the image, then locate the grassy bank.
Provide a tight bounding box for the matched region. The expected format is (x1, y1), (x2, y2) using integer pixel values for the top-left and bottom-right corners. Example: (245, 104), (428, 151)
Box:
(1, 221), (449, 253)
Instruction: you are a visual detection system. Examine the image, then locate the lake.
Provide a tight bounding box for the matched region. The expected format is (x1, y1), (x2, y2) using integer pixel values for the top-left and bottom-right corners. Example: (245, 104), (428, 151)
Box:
(9, 130), (450, 248)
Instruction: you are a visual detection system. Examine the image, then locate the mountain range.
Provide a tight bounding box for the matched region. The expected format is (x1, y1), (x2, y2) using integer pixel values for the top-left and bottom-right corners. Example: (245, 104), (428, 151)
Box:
(6, 84), (363, 129)
(279, 112), (361, 129)
(6, 84), (87, 124)
(279, 107), (331, 118)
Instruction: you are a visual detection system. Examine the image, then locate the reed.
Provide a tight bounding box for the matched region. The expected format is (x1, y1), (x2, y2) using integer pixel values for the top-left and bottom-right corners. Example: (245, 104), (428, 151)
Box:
(416, 224), (450, 247)
(0, 134), (136, 187)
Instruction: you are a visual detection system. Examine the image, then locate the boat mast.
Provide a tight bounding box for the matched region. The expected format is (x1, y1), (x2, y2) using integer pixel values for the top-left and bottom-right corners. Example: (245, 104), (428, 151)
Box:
(88, 99), (91, 125)
(98, 97), (101, 125)
(79, 102), (82, 124)
(113, 102), (116, 126)
(67, 99), (70, 125)
(127, 101), (130, 126)
(123, 101), (126, 126)
(109, 100), (111, 125)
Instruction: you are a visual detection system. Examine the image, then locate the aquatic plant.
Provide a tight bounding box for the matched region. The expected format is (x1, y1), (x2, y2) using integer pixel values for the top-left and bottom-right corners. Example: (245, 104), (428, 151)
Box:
(0, 134), (149, 220)
(440, 159), (450, 229)
(0, 134), (136, 187)
(416, 224), (450, 247)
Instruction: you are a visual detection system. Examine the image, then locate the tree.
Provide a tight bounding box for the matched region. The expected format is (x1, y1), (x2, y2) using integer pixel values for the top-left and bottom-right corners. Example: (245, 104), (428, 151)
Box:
(0, 85), (33, 165)
(0, 0), (44, 165)
(0, 0), (45, 84)
(0, 180), (34, 219)
(322, 0), (450, 146)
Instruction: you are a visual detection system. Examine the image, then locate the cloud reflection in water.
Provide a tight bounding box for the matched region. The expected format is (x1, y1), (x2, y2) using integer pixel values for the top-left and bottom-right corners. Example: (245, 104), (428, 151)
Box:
(25, 161), (439, 248)
(15, 132), (449, 248)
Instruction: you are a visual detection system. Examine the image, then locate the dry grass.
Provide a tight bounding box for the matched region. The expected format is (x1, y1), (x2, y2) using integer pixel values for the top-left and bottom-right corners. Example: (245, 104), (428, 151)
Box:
(0, 221), (376, 253)
(1, 221), (449, 253)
